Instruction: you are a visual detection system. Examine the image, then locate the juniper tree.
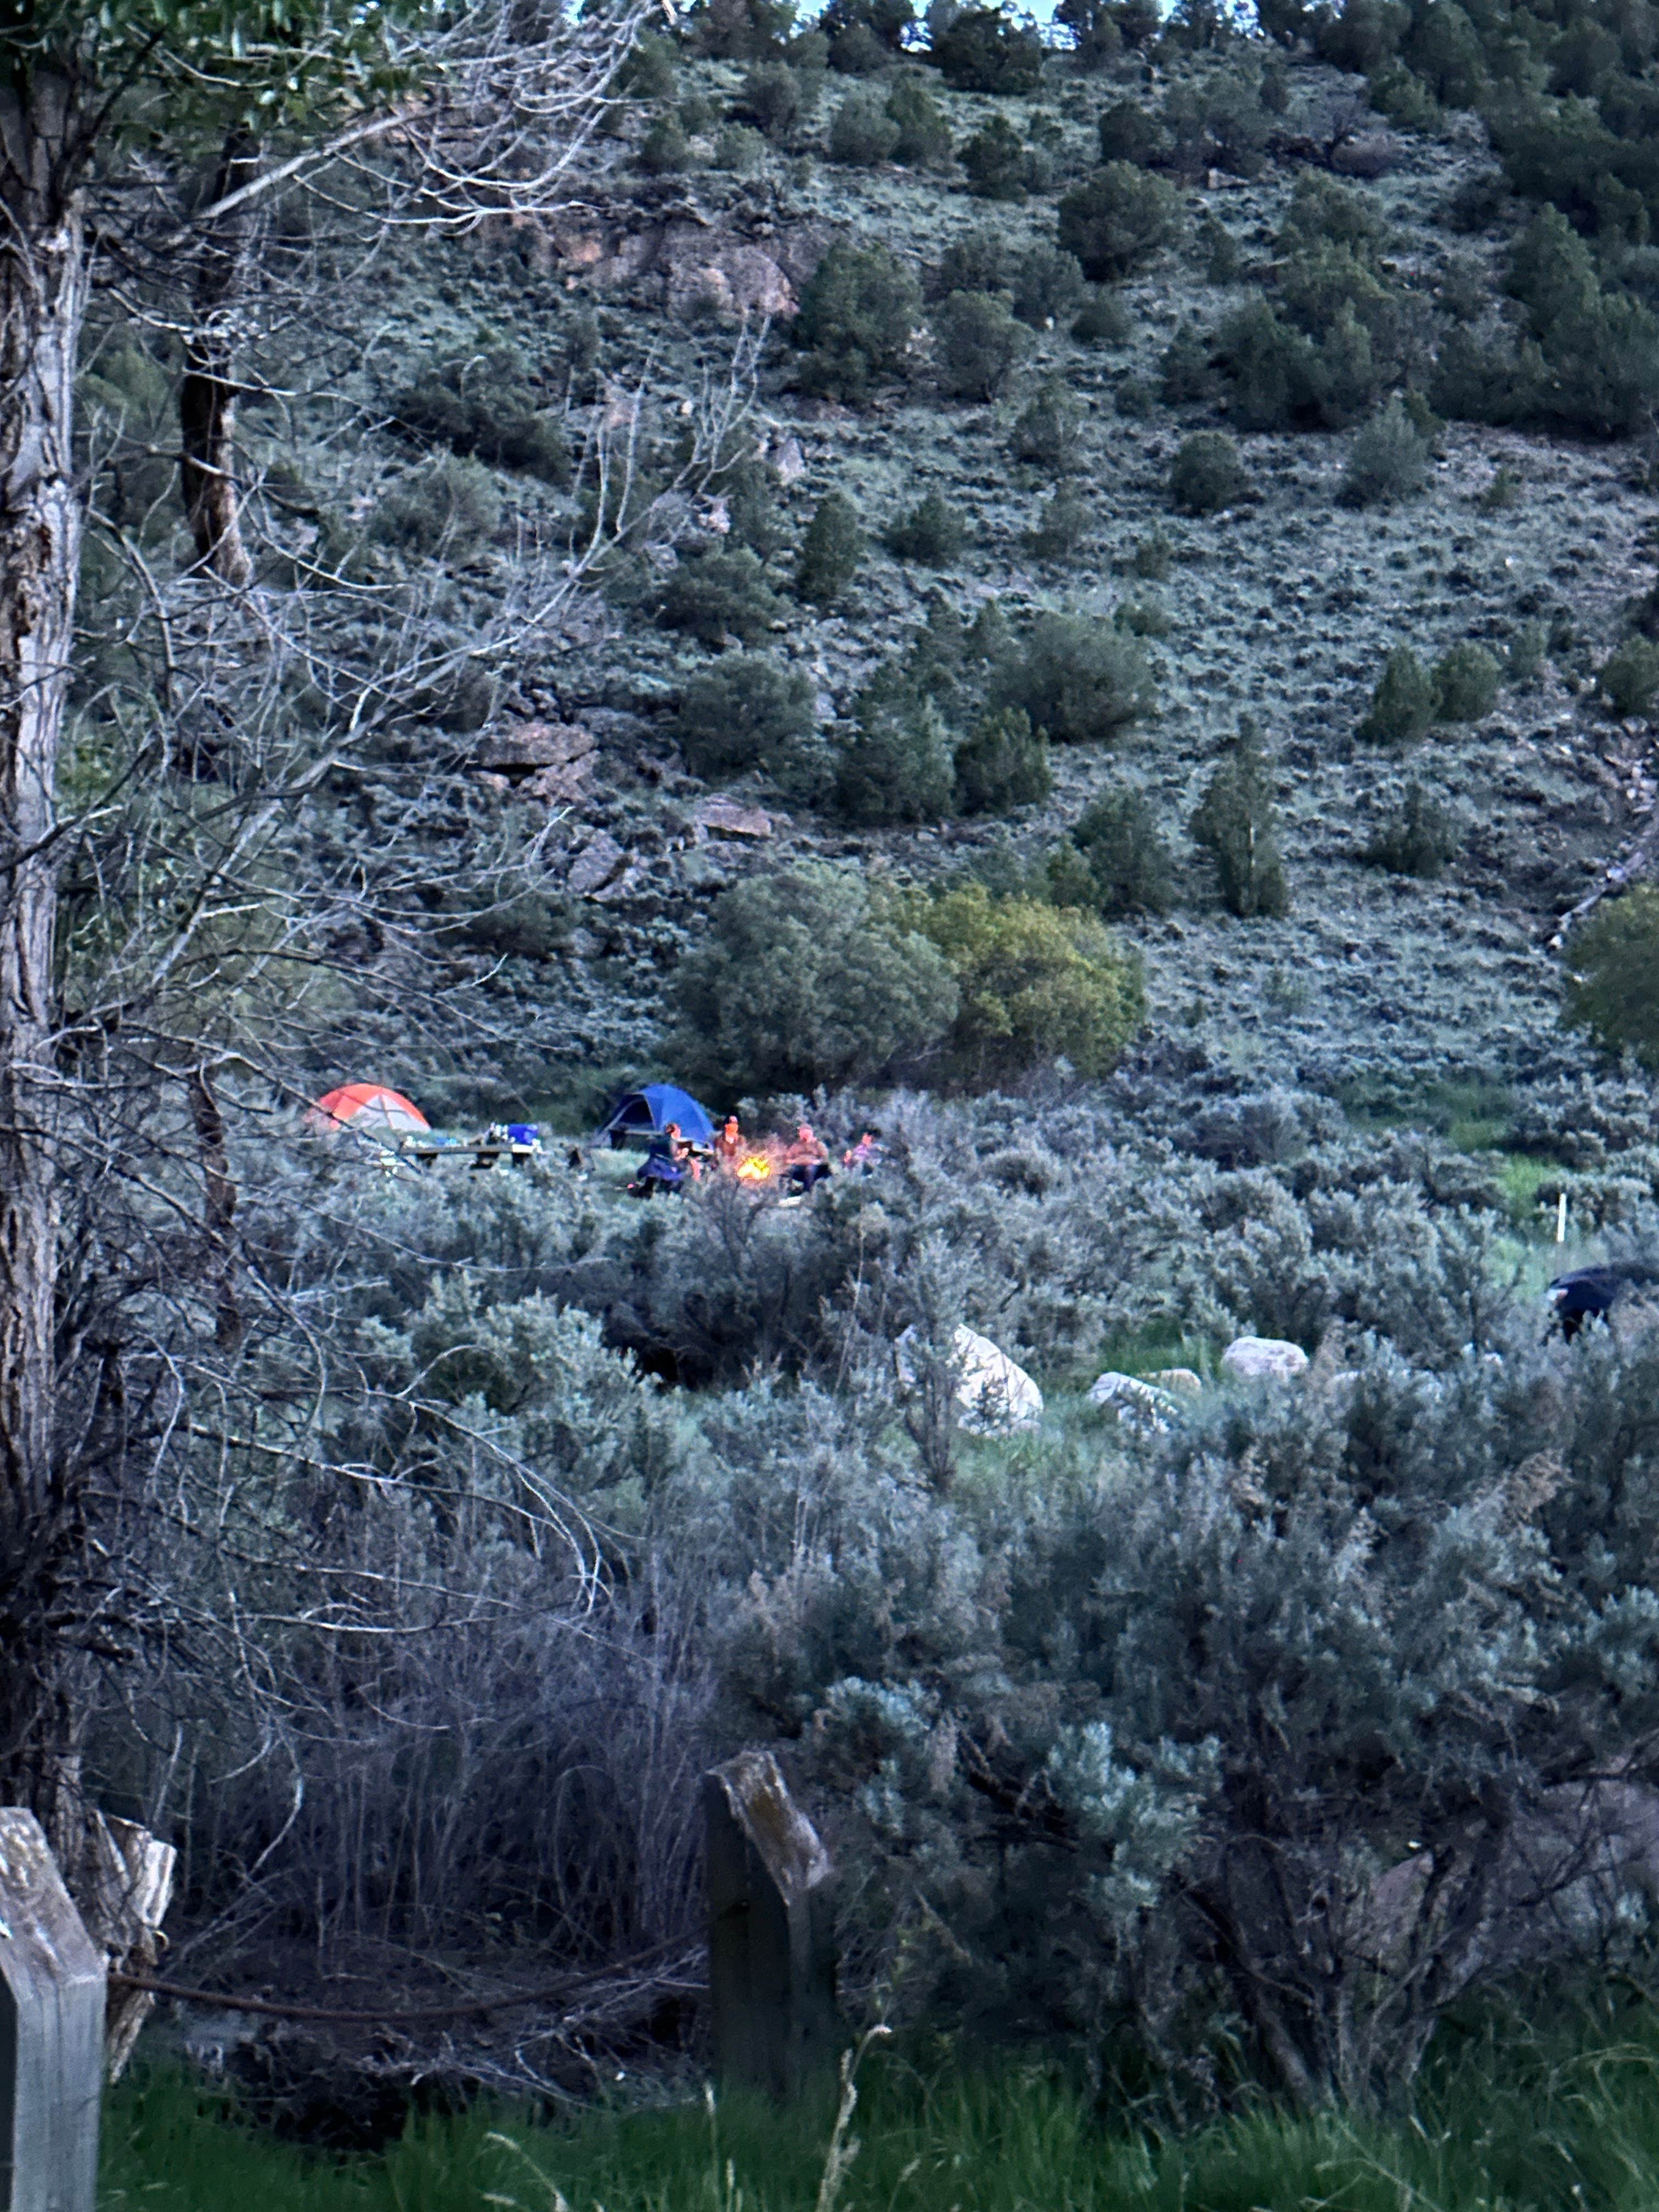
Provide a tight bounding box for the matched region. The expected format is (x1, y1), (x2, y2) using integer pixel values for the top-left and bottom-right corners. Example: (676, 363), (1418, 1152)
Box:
(1190, 718), (1290, 917)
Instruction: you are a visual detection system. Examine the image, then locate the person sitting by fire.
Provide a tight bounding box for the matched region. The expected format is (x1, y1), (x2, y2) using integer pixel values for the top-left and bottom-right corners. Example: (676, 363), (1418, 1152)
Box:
(714, 1114), (744, 1172)
(783, 1122), (831, 1193)
(843, 1128), (883, 1175)
(631, 1120), (693, 1197)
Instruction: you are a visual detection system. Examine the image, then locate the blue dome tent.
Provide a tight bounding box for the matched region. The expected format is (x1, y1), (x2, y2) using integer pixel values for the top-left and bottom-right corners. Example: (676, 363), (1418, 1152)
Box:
(600, 1082), (716, 1149)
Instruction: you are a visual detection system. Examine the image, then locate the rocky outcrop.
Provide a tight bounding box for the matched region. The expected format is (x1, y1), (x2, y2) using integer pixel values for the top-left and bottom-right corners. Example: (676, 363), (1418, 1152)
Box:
(1221, 1336), (1310, 1383)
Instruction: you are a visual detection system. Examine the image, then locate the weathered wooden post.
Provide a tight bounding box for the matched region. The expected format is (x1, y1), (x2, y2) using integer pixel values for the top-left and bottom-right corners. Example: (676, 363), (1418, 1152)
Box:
(704, 1750), (842, 2101)
(0, 1808), (105, 2212)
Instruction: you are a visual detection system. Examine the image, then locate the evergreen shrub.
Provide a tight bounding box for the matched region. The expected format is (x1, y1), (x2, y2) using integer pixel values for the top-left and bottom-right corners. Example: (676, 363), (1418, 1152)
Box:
(834, 674), (957, 823)
(831, 88), (901, 162)
(953, 706), (1053, 814)
(1159, 321), (1218, 404)
(1028, 487), (1090, 561)
(1009, 379), (1082, 470)
(995, 612), (1155, 743)
(930, 226), (1009, 300)
(391, 342), (571, 485)
(930, 7), (1045, 91)
(960, 114), (1030, 200)
(1341, 394), (1432, 505)
(886, 76), (954, 165)
(794, 242), (923, 402)
(657, 547), (787, 646)
(1057, 163), (1184, 280)
(1599, 637), (1659, 718)
(1190, 718), (1289, 916)
(375, 454), (502, 557)
(933, 290), (1031, 399)
(795, 492), (865, 604)
(1072, 785), (1175, 915)
(712, 121), (768, 170)
(1431, 642), (1500, 722)
(675, 653), (815, 779)
(885, 490), (966, 566)
(637, 113), (693, 172)
(1071, 287), (1131, 344)
(1168, 431), (1250, 514)
(1012, 246), (1086, 329)
(1131, 526), (1173, 579)
(734, 60), (803, 140)
(1364, 781), (1463, 876)
(1357, 644), (1435, 744)
(1097, 98), (1163, 164)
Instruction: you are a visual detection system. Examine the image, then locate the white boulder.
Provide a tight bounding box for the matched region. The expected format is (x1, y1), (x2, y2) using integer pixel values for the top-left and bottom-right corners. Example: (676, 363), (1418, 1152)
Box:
(1221, 1335), (1310, 1383)
(899, 1327), (1042, 1435)
(1088, 1372), (1185, 1435)
(953, 1327), (1043, 1435)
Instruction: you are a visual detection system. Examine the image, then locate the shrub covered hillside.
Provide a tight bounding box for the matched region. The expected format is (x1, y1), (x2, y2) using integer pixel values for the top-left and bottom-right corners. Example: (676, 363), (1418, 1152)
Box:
(87, 0), (1659, 1119)
(59, 0), (1659, 2153)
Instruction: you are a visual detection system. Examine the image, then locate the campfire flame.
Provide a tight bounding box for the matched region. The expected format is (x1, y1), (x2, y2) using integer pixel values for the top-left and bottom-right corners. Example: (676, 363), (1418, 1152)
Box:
(735, 1153), (774, 1183)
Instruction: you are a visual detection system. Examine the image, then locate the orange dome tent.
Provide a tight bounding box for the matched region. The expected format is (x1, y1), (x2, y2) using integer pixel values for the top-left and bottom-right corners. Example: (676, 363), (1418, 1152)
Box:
(306, 1084), (430, 1138)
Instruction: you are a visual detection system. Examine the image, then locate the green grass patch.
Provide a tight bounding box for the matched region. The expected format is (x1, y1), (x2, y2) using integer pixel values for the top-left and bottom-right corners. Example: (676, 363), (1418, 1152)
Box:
(105, 1982), (1659, 2211)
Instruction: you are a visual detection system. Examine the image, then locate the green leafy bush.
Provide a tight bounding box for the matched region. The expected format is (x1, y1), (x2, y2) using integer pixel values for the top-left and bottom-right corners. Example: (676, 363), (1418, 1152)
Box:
(1196, 211), (1242, 283)
(1012, 246), (1087, 330)
(1364, 782), (1463, 877)
(821, 0), (915, 63)
(830, 87), (901, 162)
(885, 75), (954, 165)
(614, 31), (678, 99)
(715, 455), (788, 559)
(1599, 636), (1659, 718)
(1431, 642), (1500, 723)
(675, 653), (816, 780)
(1057, 162), (1184, 280)
(672, 862), (958, 1091)
(994, 612), (1155, 743)
(930, 7), (1045, 92)
(960, 113), (1031, 200)
(795, 490), (865, 605)
(932, 289), (1031, 399)
(885, 490), (966, 566)
(1163, 70), (1270, 179)
(953, 706), (1053, 815)
(390, 342), (571, 486)
(1341, 394), (1432, 505)
(657, 546), (787, 646)
(1057, 0), (1122, 64)
(1358, 645), (1436, 744)
(833, 673), (958, 823)
(903, 883), (1146, 1082)
(1072, 785), (1175, 915)
(1168, 431), (1251, 514)
(1190, 717), (1290, 917)
(1009, 379), (1082, 470)
(1562, 883), (1659, 1071)
(794, 241), (923, 402)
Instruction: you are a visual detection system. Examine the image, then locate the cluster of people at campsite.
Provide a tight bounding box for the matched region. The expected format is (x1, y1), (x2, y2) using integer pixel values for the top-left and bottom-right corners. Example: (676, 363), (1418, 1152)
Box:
(628, 1113), (882, 1200)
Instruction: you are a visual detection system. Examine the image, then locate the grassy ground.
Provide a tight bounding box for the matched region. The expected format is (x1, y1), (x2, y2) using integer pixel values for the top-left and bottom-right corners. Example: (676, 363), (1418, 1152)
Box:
(100, 1987), (1659, 2211)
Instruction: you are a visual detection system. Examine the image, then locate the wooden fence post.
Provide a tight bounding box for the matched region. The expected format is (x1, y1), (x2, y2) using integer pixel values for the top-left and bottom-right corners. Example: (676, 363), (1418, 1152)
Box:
(704, 1750), (842, 2102)
(0, 1808), (105, 2212)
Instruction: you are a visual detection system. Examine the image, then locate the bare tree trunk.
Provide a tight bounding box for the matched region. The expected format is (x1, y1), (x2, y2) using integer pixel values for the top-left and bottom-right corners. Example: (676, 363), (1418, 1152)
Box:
(179, 129), (259, 588)
(0, 72), (89, 1804)
(189, 1067), (242, 1353)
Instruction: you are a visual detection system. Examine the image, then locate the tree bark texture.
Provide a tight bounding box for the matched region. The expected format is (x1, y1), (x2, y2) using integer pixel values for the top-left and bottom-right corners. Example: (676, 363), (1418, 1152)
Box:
(179, 129), (260, 588)
(0, 70), (89, 1798)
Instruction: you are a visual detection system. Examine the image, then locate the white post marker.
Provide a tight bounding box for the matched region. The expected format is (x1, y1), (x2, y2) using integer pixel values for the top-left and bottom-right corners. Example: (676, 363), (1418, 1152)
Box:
(1557, 1191), (1568, 1245)
(0, 1809), (105, 2212)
